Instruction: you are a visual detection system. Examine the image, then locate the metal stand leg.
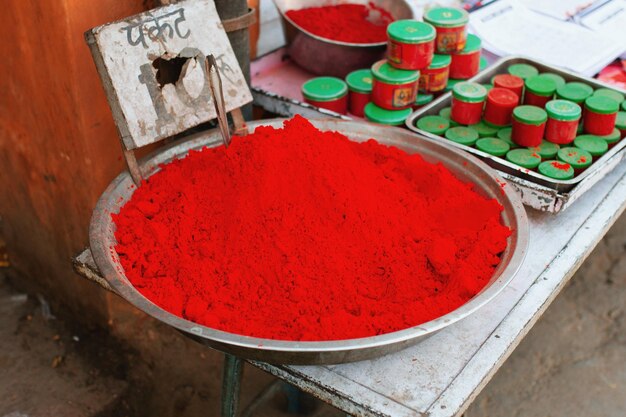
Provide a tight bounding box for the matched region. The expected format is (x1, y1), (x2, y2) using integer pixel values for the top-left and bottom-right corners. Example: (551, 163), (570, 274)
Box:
(221, 354), (244, 417)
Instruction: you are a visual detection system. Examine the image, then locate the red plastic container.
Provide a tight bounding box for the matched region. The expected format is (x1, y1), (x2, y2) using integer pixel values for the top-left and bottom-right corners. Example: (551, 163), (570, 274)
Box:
(523, 75), (557, 108)
(544, 100), (581, 145)
(345, 69), (373, 117)
(449, 34), (481, 79)
(450, 82), (487, 125)
(387, 20), (436, 70)
(493, 74), (524, 103)
(583, 96), (619, 136)
(301, 77), (349, 114)
(423, 7), (469, 53)
(371, 60), (419, 110)
(511, 105), (547, 147)
(483, 88), (518, 127)
(419, 54), (451, 93)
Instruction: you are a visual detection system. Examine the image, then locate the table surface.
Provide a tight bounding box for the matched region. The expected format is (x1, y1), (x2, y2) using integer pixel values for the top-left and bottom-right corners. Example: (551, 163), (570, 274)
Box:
(75, 158), (626, 417)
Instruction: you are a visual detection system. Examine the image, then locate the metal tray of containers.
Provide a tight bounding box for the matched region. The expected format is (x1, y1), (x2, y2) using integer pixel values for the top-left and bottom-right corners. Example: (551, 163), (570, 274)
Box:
(406, 56), (626, 213)
(90, 118), (528, 365)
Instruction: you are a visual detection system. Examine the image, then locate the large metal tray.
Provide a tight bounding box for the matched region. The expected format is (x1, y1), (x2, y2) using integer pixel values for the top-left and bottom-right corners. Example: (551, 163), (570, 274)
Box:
(89, 118), (528, 365)
(406, 56), (626, 213)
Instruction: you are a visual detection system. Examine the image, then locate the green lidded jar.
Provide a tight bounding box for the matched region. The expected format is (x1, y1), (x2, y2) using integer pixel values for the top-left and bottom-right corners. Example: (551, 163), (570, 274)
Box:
(525, 75), (557, 97)
(506, 149), (542, 169)
(480, 56), (488, 71)
(528, 141), (560, 160)
(364, 103), (412, 126)
(415, 93), (434, 107)
(545, 99), (582, 121)
(538, 160), (575, 180)
(507, 63), (539, 80)
(372, 60), (420, 84)
(416, 115), (450, 135)
(585, 95), (619, 114)
(538, 73), (566, 89)
(574, 134), (609, 156)
(444, 78), (463, 92)
(453, 82), (488, 103)
(592, 88), (624, 105)
(387, 20), (436, 44)
(470, 120), (499, 137)
(345, 69), (373, 93)
(476, 137), (510, 156)
(438, 107), (459, 126)
(599, 128), (621, 146)
(497, 127), (518, 148)
(445, 126), (479, 146)
(557, 147), (593, 170)
(302, 77), (348, 101)
(423, 7), (469, 28)
(556, 82), (594, 104)
(513, 105), (547, 125)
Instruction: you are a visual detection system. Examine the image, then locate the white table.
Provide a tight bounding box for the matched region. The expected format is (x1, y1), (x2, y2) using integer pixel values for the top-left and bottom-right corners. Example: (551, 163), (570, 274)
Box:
(74, 159), (626, 417)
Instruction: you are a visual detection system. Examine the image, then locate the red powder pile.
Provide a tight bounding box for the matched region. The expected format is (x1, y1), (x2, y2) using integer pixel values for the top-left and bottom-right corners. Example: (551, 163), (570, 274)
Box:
(285, 3), (393, 43)
(113, 116), (510, 341)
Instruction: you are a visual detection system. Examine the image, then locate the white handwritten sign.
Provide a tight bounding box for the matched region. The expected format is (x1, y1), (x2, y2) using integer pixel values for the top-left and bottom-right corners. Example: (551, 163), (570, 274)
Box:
(85, 0), (252, 150)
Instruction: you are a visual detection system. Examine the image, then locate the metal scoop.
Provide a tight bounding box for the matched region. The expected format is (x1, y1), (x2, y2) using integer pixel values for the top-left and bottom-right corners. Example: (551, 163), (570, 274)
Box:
(205, 54), (231, 147)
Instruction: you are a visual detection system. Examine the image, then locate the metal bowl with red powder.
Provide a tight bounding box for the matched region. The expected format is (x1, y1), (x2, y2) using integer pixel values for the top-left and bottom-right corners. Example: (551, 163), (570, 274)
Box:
(89, 119), (528, 365)
(273, 0), (415, 77)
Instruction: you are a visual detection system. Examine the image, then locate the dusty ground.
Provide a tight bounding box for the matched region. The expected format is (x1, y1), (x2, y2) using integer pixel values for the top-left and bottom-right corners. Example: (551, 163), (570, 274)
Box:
(0, 213), (624, 417)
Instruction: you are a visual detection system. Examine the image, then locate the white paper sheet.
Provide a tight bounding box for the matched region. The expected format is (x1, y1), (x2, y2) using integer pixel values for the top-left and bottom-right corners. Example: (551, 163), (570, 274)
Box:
(470, 0), (626, 75)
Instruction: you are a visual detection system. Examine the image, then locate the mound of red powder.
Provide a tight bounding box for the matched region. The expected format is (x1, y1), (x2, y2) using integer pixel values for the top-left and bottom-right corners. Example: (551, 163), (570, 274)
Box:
(113, 116), (510, 341)
(285, 3), (393, 44)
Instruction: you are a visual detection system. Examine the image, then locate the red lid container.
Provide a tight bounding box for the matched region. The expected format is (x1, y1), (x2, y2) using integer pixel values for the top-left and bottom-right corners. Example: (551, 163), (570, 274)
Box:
(483, 88), (518, 127)
(493, 74), (524, 103)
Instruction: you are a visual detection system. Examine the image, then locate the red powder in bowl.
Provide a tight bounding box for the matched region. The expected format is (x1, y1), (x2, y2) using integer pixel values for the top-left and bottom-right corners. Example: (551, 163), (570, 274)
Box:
(113, 116), (510, 341)
(285, 3), (393, 44)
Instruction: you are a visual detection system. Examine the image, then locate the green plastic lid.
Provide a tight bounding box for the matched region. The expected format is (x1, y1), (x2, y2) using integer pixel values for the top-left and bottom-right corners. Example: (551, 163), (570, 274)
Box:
(429, 54), (452, 69)
(476, 137), (510, 156)
(302, 77), (348, 101)
(507, 63), (539, 80)
(506, 149), (542, 169)
(458, 34), (481, 54)
(345, 69), (373, 94)
(512, 105), (547, 125)
(585, 95), (619, 115)
(538, 160), (574, 180)
(574, 134), (609, 156)
(525, 75), (556, 97)
(416, 115), (450, 135)
(371, 60), (420, 84)
(470, 120), (498, 137)
(497, 127), (518, 148)
(452, 82), (487, 103)
(538, 73), (566, 89)
(387, 20), (436, 43)
(599, 128), (621, 144)
(438, 107), (460, 126)
(592, 88), (624, 105)
(528, 141), (560, 159)
(616, 111), (626, 129)
(423, 7), (469, 28)
(445, 126), (479, 146)
(480, 56), (488, 71)
(415, 93), (434, 106)
(545, 100), (581, 121)
(557, 147), (592, 169)
(444, 78), (463, 92)
(364, 102), (412, 125)
(556, 82), (593, 103)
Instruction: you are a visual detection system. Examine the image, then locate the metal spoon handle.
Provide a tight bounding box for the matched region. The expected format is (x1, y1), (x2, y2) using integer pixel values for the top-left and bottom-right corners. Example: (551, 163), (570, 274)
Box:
(206, 54), (231, 147)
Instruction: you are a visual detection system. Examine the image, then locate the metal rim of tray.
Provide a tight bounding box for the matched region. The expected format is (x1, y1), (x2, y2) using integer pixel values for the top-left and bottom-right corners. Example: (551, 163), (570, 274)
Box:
(89, 118), (529, 365)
